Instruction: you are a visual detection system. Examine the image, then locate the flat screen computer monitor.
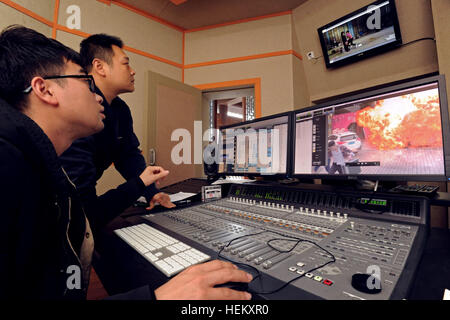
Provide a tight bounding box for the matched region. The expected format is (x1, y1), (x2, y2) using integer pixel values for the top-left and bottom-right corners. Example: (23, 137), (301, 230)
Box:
(217, 113), (292, 177)
(293, 75), (450, 181)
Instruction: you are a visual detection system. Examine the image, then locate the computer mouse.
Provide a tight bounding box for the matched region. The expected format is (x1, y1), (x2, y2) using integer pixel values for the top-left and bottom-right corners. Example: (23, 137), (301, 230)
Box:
(215, 281), (249, 292)
(351, 273), (382, 294)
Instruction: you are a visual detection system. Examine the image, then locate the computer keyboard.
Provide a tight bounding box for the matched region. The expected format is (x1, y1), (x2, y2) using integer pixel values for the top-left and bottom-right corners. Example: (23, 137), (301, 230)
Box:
(389, 184), (439, 195)
(114, 223), (211, 277)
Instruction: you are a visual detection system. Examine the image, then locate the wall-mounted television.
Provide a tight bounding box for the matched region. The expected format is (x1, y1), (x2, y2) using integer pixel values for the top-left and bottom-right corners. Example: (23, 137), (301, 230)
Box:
(318, 0), (402, 69)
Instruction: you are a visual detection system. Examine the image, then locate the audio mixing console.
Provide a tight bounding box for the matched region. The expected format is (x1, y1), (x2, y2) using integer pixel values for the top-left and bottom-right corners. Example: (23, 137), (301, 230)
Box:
(140, 183), (429, 300)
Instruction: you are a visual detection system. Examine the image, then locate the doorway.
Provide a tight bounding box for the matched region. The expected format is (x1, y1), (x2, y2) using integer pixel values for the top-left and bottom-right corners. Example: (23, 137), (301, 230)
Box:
(214, 94), (256, 129)
(202, 87), (255, 143)
(194, 78), (261, 143)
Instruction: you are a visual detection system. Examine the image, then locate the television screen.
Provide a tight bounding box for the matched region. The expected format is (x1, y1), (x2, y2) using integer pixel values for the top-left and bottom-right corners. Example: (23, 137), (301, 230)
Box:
(318, 0), (402, 68)
(217, 113), (292, 176)
(293, 75), (450, 181)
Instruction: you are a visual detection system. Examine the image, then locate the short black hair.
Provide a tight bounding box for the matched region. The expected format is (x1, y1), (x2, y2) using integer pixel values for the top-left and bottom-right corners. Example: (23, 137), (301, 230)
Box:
(0, 25), (82, 111)
(328, 141), (336, 147)
(80, 34), (123, 72)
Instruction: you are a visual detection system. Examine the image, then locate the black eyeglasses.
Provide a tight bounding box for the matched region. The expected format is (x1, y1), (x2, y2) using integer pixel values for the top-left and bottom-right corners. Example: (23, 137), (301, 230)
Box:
(23, 75), (96, 94)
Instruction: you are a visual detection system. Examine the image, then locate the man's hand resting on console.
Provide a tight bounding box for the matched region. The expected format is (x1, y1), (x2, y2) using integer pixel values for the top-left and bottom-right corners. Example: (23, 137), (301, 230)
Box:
(154, 260), (253, 300)
(147, 192), (176, 210)
(138, 166), (175, 210)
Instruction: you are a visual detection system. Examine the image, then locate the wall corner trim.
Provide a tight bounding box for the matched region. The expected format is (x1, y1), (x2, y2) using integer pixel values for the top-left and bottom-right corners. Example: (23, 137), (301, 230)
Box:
(97, 0), (111, 6)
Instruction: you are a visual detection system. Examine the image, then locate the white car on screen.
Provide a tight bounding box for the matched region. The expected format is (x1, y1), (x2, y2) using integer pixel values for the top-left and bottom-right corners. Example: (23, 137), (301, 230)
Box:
(328, 132), (362, 153)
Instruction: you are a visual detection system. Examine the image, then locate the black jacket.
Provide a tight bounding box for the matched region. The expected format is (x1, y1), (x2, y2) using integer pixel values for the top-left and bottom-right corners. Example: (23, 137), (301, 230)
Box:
(60, 88), (159, 231)
(0, 99), (91, 299)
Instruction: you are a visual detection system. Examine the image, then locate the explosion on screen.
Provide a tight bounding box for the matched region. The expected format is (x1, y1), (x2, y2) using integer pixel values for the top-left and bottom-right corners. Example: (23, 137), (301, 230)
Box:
(356, 91), (442, 150)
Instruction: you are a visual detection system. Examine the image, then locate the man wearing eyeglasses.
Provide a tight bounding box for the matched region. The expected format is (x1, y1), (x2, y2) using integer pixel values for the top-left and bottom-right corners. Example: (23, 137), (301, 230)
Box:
(0, 25), (97, 298)
(0, 24), (162, 299)
(0, 26), (252, 300)
(60, 34), (175, 233)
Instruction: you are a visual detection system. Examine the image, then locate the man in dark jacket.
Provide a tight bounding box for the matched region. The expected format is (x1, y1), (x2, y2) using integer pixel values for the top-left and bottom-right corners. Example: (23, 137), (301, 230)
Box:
(0, 25), (252, 300)
(0, 25), (107, 299)
(60, 34), (175, 232)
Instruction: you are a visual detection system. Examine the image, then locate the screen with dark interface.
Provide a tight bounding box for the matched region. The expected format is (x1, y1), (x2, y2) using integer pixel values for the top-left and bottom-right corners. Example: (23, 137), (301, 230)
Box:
(294, 79), (448, 180)
(218, 115), (289, 175)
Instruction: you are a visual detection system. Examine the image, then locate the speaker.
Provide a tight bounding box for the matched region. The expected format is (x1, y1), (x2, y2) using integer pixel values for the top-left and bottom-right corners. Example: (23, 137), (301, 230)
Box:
(204, 162), (218, 176)
(203, 144), (219, 180)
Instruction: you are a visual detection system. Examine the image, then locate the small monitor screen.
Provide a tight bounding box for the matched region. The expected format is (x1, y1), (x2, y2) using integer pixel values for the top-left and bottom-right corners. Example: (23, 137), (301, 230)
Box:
(218, 115), (289, 175)
(294, 80), (447, 179)
(318, 0), (402, 68)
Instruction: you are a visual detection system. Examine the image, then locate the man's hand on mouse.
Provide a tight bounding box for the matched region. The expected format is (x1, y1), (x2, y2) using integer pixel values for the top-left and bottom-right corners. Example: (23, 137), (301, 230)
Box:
(154, 260), (252, 300)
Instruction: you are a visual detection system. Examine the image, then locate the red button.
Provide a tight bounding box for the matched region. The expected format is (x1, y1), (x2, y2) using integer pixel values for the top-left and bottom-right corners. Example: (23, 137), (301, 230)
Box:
(323, 279), (333, 286)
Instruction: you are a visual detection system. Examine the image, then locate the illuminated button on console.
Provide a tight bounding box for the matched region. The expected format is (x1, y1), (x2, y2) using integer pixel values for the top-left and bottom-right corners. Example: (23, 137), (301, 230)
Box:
(323, 279), (333, 286)
(313, 276), (323, 282)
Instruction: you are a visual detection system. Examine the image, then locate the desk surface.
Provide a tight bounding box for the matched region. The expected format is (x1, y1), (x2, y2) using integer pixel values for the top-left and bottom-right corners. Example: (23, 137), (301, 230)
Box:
(93, 178), (450, 299)
(431, 192), (450, 207)
(408, 227), (450, 300)
(93, 205), (450, 300)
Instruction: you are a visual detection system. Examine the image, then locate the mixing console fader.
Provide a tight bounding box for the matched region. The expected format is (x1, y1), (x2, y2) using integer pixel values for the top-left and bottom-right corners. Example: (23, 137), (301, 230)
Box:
(141, 183), (429, 300)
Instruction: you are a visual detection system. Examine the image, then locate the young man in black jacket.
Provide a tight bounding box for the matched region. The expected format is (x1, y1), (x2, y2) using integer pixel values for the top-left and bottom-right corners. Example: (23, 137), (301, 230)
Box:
(0, 25), (252, 300)
(60, 34), (175, 232)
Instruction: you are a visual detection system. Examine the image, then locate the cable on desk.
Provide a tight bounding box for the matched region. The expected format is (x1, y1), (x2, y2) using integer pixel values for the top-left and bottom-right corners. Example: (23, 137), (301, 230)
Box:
(216, 230), (336, 295)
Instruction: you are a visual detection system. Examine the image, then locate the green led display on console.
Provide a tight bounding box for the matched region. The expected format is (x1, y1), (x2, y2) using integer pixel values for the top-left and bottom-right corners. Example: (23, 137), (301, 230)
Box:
(360, 198), (387, 206)
(264, 192), (282, 201)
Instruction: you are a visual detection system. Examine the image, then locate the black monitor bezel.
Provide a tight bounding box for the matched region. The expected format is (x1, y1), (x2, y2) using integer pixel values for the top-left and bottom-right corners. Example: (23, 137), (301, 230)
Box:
(292, 74), (450, 182)
(218, 111), (293, 179)
(317, 0), (403, 69)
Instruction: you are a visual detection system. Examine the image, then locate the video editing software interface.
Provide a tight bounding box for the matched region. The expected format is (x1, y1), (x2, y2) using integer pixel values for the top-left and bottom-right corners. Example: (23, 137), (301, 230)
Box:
(218, 115), (289, 175)
(294, 80), (448, 179)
